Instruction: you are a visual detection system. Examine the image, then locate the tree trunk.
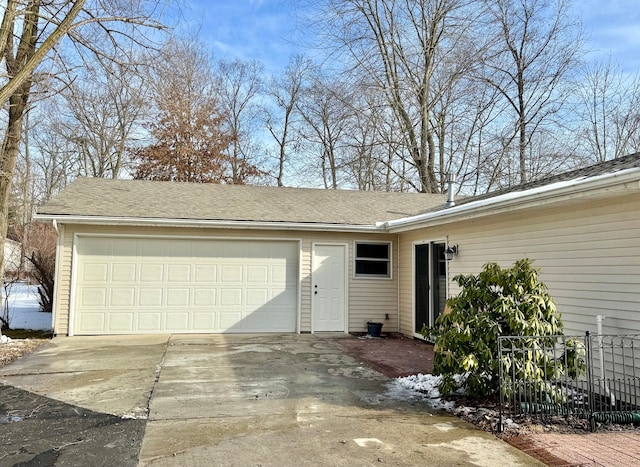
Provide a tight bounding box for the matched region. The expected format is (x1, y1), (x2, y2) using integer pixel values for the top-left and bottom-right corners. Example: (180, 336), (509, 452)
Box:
(0, 84), (30, 281)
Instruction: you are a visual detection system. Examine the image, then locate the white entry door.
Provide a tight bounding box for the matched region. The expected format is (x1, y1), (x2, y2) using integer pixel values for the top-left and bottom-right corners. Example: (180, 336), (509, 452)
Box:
(312, 244), (346, 332)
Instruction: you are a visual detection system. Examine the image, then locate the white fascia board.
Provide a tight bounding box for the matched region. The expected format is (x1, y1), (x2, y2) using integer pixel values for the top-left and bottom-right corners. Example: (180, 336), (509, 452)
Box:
(31, 214), (383, 233)
(385, 168), (640, 232)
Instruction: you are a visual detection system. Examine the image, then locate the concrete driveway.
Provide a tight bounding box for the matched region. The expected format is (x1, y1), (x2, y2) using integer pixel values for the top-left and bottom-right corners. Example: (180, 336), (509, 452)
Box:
(0, 334), (543, 466)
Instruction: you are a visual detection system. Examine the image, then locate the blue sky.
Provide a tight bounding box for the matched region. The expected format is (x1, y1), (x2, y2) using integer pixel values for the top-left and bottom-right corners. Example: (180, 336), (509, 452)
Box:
(576, 0), (640, 71)
(178, 0), (308, 73)
(177, 0), (640, 74)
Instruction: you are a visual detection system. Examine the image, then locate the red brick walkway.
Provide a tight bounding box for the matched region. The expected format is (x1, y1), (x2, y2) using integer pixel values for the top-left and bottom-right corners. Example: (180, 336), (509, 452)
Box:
(329, 334), (640, 467)
(511, 432), (640, 467)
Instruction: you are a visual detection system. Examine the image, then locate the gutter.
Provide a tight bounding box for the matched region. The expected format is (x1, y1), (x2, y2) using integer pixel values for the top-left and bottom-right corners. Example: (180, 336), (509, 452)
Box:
(32, 214), (384, 234)
(384, 168), (640, 232)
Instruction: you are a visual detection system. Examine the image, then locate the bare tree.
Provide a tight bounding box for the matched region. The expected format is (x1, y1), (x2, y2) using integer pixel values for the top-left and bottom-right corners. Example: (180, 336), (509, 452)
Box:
(22, 222), (56, 313)
(297, 73), (353, 189)
(263, 54), (313, 187)
(29, 100), (77, 203)
(0, 0), (166, 292)
(576, 59), (640, 162)
(315, 0), (479, 193)
(215, 58), (265, 184)
(58, 57), (151, 178)
(479, 0), (583, 184)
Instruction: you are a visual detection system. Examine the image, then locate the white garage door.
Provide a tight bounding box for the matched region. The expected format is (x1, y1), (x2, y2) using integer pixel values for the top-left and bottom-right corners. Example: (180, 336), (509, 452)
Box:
(73, 236), (298, 335)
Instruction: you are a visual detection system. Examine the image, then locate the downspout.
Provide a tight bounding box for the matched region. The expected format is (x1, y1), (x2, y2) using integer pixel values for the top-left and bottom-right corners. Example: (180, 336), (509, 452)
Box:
(596, 315), (615, 406)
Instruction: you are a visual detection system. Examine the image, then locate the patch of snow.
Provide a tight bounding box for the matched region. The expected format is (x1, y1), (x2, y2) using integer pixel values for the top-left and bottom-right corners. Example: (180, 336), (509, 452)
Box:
(121, 407), (149, 420)
(388, 372), (469, 411)
(354, 438), (383, 447)
(0, 335), (11, 344)
(1, 282), (52, 331)
(433, 422), (456, 432)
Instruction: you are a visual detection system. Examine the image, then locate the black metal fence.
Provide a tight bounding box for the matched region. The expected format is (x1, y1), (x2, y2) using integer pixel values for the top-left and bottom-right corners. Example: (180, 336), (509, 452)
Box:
(498, 333), (640, 432)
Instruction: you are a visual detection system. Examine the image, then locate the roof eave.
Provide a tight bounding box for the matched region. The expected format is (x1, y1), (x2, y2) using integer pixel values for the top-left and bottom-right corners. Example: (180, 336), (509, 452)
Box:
(32, 214), (385, 233)
(385, 168), (640, 232)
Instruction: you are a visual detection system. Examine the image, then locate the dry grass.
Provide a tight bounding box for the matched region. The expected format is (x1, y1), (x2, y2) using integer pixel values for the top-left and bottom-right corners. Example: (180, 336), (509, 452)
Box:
(0, 338), (48, 367)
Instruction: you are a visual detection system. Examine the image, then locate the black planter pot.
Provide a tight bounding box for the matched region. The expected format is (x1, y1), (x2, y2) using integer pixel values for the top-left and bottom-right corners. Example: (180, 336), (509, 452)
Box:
(367, 322), (383, 337)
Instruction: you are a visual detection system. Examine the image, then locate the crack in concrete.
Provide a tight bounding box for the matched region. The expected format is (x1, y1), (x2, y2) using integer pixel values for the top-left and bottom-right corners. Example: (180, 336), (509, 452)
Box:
(144, 336), (171, 418)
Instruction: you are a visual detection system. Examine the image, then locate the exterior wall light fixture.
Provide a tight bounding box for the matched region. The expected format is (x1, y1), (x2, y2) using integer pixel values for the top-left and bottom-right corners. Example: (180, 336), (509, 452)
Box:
(444, 245), (458, 261)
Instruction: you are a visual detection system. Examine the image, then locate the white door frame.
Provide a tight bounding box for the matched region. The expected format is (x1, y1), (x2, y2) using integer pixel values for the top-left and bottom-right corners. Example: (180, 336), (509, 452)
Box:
(412, 238), (447, 339)
(311, 242), (349, 333)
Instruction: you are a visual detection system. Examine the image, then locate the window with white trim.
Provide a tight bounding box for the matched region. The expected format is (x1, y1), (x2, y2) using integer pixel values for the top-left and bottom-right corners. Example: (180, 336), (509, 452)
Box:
(355, 242), (391, 278)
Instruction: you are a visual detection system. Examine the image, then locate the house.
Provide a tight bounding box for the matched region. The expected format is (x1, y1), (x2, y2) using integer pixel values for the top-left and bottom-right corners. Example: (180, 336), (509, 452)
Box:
(35, 153), (640, 337)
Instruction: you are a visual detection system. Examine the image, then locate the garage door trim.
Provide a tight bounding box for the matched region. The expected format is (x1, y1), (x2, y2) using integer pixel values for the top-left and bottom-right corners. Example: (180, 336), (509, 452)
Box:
(68, 233), (302, 336)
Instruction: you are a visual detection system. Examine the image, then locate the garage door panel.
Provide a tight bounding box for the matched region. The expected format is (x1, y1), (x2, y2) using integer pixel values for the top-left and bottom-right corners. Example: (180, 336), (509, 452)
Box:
(166, 312), (189, 330)
(197, 242), (219, 258)
(194, 265), (216, 282)
(140, 264), (163, 282)
(109, 313), (134, 332)
(80, 288), (107, 306)
(138, 312), (162, 331)
(80, 237), (110, 257)
(194, 289), (216, 306)
(247, 265), (268, 282)
(271, 288), (297, 306)
(112, 263), (136, 282)
(271, 265), (287, 282)
(220, 288), (242, 306)
(243, 311), (268, 330)
(139, 288), (163, 306)
(269, 311), (296, 330)
(246, 289), (268, 307)
(82, 263), (108, 282)
(110, 288), (135, 306)
(219, 311), (243, 330)
(247, 242), (269, 258)
(78, 312), (105, 333)
(169, 241), (192, 258)
(168, 264), (190, 282)
(193, 312), (215, 330)
(166, 288), (190, 307)
(141, 241), (165, 257)
(73, 237), (298, 335)
(112, 238), (137, 256)
(221, 265), (243, 282)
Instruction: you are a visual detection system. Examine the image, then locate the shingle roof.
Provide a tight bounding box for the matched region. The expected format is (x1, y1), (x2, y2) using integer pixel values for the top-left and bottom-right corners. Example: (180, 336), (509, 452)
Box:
(37, 178), (446, 226)
(457, 152), (640, 206)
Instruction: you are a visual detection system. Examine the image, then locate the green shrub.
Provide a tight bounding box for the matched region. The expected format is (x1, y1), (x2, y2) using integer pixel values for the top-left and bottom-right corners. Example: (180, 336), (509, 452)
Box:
(432, 259), (584, 397)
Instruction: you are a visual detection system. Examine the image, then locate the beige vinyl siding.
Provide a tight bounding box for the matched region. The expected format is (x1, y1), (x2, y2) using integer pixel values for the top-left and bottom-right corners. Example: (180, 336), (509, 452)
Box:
(348, 237), (399, 333)
(53, 224), (398, 335)
(398, 194), (640, 337)
(53, 224), (73, 334)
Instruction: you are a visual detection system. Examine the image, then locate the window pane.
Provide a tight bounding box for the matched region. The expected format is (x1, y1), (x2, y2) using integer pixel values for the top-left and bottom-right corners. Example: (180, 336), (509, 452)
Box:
(356, 243), (389, 259)
(356, 260), (389, 276)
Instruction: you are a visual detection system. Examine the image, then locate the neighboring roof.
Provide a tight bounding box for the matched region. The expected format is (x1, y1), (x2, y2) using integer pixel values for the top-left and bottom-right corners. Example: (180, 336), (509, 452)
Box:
(36, 178), (446, 229)
(386, 153), (640, 231)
